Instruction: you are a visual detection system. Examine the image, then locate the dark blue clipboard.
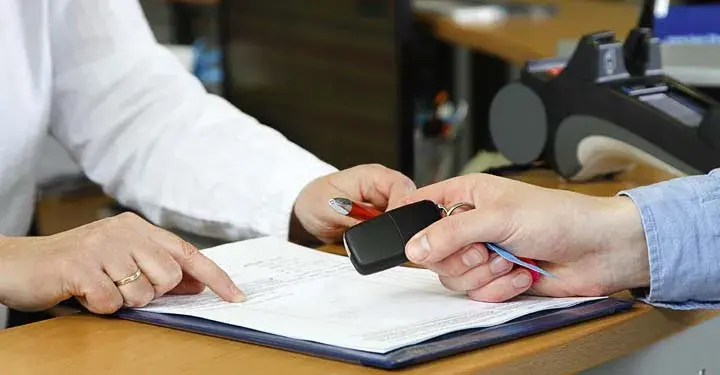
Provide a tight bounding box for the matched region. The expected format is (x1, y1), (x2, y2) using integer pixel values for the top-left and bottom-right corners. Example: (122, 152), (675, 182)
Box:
(113, 298), (634, 369)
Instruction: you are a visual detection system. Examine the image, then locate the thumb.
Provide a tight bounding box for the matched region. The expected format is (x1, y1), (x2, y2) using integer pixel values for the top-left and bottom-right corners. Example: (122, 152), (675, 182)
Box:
(404, 208), (511, 265)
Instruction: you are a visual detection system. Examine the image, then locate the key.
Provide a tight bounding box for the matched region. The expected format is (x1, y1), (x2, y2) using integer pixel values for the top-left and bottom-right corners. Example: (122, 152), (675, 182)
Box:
(342, 200), (442, 275)
(340, 199), (557, 278)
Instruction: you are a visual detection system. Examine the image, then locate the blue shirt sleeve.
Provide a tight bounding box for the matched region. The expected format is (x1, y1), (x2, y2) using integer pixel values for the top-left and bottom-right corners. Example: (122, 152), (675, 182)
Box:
(618, 169), (720, 310)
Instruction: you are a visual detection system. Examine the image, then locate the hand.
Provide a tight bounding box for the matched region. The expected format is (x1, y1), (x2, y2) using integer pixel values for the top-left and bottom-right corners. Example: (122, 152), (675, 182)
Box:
(0, 213), (244, 314)
(395, 174), (650, 302)
(292, 164), (416, 243)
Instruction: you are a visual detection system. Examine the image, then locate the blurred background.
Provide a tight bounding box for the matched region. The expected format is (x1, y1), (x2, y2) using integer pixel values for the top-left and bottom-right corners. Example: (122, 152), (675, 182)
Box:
(37, 0), (720, 193)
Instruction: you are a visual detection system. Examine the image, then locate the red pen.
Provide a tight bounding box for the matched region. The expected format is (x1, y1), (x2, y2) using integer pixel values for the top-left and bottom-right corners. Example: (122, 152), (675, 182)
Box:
(328, 197), (382, 221)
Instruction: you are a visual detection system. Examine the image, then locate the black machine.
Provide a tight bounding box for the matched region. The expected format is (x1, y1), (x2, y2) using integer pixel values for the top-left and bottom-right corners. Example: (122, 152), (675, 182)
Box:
(489, 0), (720, 180)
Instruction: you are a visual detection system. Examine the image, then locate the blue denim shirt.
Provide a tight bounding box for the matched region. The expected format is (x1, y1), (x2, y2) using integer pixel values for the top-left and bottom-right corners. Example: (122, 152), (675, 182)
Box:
(619, 168), (720, 310)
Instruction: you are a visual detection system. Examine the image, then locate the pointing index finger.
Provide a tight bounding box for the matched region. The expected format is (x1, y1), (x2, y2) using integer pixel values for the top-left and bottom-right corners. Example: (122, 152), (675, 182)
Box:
(124, 215), (246, 303)
(172, 242), (246, 303)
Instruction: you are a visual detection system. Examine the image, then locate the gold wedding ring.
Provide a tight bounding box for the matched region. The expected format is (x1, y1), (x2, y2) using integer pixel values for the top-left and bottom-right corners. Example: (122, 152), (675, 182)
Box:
(114, 268), (142, 286)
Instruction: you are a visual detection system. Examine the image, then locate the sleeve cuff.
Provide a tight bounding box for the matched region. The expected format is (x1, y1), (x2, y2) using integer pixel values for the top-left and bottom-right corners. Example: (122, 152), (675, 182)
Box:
(618, 172), (720, 308)
(617, 186), (665, 305)
(263, 160), (338, 240)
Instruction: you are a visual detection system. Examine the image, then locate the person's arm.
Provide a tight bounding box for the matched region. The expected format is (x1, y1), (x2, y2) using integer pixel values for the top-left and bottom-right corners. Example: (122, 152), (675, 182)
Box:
(619, 168), (720, 310)
(47, 0), (337, 241)
(0, 213), (244, 314)
(393, 168), (719, 309)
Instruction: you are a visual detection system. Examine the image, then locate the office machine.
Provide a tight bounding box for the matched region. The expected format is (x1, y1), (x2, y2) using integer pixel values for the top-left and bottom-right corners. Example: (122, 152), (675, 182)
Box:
(488, 0), (720, 180)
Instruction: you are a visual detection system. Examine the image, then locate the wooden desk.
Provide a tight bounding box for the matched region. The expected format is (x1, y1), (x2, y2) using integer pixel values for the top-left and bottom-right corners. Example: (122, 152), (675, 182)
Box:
(417, 0), (639, 64)
(0, 301), (714, 375)
(17, 164), (718, 374)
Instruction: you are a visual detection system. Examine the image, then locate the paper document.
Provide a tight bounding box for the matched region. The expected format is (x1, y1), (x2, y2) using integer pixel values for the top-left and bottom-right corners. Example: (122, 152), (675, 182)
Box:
(136, 237), (604, 353)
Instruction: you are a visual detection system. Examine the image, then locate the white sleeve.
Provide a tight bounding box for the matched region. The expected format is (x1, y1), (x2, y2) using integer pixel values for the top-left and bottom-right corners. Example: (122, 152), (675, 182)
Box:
(47, 0), (338, 241)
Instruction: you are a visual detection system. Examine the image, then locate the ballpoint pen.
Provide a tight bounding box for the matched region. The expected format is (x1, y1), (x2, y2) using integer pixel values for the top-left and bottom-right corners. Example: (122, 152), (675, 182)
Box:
(328, 197), (383, 221)
(329, 197), (548, 281)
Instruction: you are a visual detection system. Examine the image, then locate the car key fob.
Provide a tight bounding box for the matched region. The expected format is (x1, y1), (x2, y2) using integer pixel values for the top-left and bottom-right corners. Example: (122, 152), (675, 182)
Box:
(342, 200), (442, 275)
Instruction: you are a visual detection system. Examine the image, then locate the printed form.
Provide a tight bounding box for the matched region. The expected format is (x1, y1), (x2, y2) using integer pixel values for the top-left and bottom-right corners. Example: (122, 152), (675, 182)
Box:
(135, 237), (604, 353)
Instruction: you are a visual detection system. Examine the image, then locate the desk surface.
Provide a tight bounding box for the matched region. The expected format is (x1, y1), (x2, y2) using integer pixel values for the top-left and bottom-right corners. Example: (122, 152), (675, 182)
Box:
(0, 299), (714, 375)
(419, 0), (639, 65)
(16, 164), (719, 375)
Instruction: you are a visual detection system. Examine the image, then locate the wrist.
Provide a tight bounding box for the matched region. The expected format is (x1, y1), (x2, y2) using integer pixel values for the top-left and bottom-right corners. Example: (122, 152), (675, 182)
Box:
(595, 196), (651, 291)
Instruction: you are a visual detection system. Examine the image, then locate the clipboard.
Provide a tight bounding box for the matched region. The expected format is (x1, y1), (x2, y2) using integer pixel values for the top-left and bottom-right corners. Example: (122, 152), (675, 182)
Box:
(114, 298), (634, 369)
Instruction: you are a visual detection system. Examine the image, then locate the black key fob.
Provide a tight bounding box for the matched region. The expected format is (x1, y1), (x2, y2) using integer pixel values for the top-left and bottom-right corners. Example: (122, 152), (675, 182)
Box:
(342, 200), (443, 275)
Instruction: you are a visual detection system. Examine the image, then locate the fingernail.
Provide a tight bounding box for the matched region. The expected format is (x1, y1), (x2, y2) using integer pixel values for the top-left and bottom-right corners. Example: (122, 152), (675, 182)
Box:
(461, 248), (485, 267)
(231, 284), (246, 302)
(406, 235), (430, 262)
(512, 273), (532, 289)
(490, 256), (511, 274)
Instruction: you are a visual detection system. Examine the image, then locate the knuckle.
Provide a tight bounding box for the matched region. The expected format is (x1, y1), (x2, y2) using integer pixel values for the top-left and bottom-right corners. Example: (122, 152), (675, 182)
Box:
(93, 302), (120, 315)
(404, 178), (416, 191)
(445, 263), (467, 278)
(396, 174), (416, 191)
(103, 215), (125, 230)
(465, 279), (484, 292)
(179, 240), (199, 262)
(87, 285), (122, 314)
(124, 289), (155, 308)
(438, 276), (461, 292)
(140, 289), (156, 306)
(438, 258), (467, 278)
(109, 212), (149, 230)
(168, 262), (183, 286)
(159, 263), (183, 291)
(465, 272), (493, 291)
(117, 211), (142, 223)
(364, 163), (390, 176)
(459, 175), (481, 200)
(367, 163), (386, 172)
(106, 299), (124, 313)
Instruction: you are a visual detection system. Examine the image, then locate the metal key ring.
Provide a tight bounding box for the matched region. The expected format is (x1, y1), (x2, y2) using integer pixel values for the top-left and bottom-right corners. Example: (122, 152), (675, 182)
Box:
(438, 202), (475, 217)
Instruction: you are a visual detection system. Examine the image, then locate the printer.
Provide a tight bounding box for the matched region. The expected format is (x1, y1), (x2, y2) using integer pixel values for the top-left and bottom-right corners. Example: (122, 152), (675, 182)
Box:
(488, 0), (720, 181)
